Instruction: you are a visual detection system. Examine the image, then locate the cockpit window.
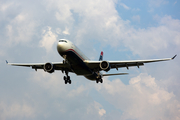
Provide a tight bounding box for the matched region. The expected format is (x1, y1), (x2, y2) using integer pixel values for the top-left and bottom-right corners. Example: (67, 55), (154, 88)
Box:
(59, 40), (67, 43)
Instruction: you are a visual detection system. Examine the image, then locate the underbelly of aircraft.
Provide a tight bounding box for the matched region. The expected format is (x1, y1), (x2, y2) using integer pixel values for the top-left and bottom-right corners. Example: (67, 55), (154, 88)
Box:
(61, 50), (96, 78)
(84, 74), (96, 80)
(72, 67), (92, 75)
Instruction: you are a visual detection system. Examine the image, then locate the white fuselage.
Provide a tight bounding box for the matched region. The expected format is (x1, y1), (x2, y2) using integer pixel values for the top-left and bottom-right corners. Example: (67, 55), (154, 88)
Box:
(57, 39), (89, 60)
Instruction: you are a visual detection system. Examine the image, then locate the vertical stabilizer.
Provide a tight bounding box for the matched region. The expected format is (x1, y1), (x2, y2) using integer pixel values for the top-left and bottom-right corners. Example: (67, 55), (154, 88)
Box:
(99, 51), (103, 61)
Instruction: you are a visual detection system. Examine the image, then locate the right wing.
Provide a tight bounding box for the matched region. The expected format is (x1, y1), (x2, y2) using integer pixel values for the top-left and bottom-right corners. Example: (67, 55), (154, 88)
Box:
(84, 55), (177, 71)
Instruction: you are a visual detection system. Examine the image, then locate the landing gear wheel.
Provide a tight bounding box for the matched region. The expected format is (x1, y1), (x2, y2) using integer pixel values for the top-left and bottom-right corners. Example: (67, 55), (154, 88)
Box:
(63, 76), (72, 84)
(96, 79), (103, 83)
(67, 76), (70, 80)
(64, 76), (67, 80)
(65, 80), (68, 84)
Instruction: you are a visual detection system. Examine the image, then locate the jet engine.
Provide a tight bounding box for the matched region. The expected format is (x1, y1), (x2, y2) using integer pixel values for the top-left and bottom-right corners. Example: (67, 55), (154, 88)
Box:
(100, 61), (111, 72)
(44, 62), (54, 73)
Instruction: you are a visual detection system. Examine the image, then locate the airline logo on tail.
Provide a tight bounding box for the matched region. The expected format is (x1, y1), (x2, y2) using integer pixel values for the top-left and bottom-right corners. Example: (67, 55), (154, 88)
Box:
(99, 51), (103, 61)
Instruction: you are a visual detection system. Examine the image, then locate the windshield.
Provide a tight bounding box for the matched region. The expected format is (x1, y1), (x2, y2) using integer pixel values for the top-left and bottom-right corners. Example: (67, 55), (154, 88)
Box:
(59, 40), (67, 43)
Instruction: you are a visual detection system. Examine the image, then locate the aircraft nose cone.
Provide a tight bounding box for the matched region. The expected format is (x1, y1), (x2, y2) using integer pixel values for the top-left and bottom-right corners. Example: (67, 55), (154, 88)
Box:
(57, 42), (66, 53)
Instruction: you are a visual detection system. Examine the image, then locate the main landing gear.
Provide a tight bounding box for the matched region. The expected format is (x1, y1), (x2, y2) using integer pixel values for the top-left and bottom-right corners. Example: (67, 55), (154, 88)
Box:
(64, 76), (71, 84)
(95, 73), (103, 83)
(64, 70), (71, 84)
(96, 78), (103, 83)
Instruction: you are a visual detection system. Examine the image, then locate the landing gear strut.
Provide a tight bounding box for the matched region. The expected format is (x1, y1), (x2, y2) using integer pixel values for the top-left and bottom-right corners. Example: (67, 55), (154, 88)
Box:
(64, 70), (71, 84)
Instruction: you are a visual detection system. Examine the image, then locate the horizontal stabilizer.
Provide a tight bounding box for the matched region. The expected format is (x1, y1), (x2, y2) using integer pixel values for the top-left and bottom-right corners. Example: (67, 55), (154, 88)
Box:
(102, 73), (128, 76)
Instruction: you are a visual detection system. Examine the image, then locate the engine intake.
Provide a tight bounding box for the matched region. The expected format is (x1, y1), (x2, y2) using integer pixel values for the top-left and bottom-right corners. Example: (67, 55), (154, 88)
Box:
(44, 62), (54, 73)
(100, 61), (111, 72)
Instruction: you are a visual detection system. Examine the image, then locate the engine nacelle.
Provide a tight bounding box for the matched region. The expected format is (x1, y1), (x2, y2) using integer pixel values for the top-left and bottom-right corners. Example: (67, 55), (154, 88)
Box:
(44, 62), (54, 73)
(100, 61), (111, 72)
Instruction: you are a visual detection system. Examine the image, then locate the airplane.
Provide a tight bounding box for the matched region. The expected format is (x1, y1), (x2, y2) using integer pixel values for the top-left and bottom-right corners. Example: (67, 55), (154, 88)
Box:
(6, 39), (177, 84)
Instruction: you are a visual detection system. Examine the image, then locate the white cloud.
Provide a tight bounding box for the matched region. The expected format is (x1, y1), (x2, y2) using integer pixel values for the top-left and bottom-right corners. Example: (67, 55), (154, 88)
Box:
(121, 15), (180, 57)
(0, 102), (35, 120)
(68, 85), (86, 97)
(99, 108), (106, 116)
(160, 15), (180, 30)
(86, 101), (106, 118)
(56, 28), (61, 34)
(55, 10), (74, 25)
(63, 27), (70, 35)
(0, 2), (14, 11)
(96, 74), (180, 120)
(119, 3), (130, 10)
(39, 26), (58, 52)
(30, 71), (67, 97)
(148, 0), (169, 7)
(93, 101), (106, 117)
(4, 12), (37, 45)
(29, 71), (108, 119)
(43, 0), (122, 47)
(41, 0), (179, 58)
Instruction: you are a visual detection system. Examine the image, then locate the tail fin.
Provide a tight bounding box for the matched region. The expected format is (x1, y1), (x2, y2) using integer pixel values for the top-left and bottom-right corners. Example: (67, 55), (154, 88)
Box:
(99, 51), (103, 61)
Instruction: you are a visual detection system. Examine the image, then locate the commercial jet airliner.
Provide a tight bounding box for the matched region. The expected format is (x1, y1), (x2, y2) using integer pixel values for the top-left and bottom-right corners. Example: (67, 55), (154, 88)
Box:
(6, 39), (177, 84)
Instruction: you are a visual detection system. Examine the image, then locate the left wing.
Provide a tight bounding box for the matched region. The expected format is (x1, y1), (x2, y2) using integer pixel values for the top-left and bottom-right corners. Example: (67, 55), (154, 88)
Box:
(6, 61), (73, 72)
(85, 55), (177, 71)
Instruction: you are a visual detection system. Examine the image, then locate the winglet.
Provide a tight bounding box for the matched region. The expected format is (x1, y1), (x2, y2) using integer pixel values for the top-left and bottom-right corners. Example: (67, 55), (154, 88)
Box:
(6, 60), (8, 64)
(172, 55), (177, 59)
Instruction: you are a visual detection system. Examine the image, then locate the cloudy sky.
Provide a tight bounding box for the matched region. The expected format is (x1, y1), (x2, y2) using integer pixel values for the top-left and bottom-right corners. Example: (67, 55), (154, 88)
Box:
(0, 0), (180, 119)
